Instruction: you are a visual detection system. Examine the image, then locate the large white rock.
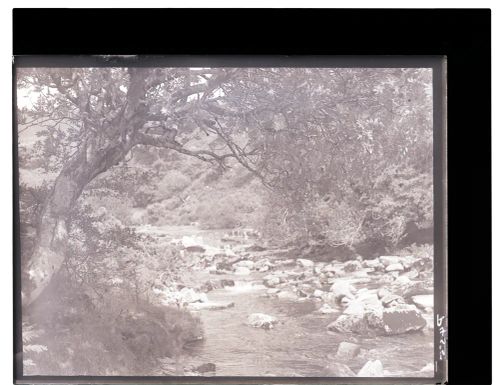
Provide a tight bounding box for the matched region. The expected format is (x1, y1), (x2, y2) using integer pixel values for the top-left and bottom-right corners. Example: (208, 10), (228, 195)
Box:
(246, 313), (278, 329)
(344, 300), (365, 316)
(327, 313), (368, 334)
(335, 342), (361, 359)
(325, 362), (355, 377)
(362, 258), (382, 269)
(178, 287), (208, 304)
(263, 274), (281, 287)
(385, 263), (404, 272)
(419, 362), (434, 375)
(297, 258), (315, 268)
(234, 266), (251, 275)
(358, 360), (383, 377)
(233, 260), (255, 269)
(318, 303), (337, 314)
(379, 256), (400, 266)
(412, 294), (433, 309)
(330, 281), (356, 302)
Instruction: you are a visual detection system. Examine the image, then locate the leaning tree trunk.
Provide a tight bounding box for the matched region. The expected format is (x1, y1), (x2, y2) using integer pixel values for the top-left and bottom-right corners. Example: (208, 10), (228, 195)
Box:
(25, 140), (133, 306)
(26, 171), (83, 305)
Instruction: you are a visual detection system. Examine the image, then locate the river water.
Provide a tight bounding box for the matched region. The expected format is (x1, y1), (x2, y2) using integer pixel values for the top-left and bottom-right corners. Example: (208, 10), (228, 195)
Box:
(137, 225), (434, 377)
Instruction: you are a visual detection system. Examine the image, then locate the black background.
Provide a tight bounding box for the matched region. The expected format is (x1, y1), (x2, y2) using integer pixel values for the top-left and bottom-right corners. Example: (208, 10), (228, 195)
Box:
(13, 8), (491, 385)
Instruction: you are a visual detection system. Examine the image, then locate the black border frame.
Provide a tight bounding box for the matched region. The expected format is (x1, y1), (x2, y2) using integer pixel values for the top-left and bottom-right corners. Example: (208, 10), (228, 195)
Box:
(12, 8), (491, 385)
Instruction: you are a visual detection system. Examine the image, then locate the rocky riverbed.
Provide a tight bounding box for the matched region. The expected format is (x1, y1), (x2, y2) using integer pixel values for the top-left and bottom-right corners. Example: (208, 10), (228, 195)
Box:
(138, 225), (435, 378)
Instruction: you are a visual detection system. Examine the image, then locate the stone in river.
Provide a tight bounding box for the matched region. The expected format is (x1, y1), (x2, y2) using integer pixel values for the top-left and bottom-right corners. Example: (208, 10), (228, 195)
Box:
(379, 255), (400, 266)
(297, 258), (315, 268)
(335, 341), (361, 360)
(220, 279), (235, 287)
(381, 294), (405, 308)
(245, 245), (267, 252)
(327, 313), (368, 334)
(234, 266), (251, 275)
(216, 261), (234, 271)
(246, 313), (278, 329)
(343, 300), (365, 316)
(185, 245), (206, 253)
(412, 294), (433, 310)
(233, 260), (255, 269)
(193, 362), (216, 373)
(380, 304), (426, 335)
(330, 281), (356, 303)
(188, 301), (235, 311)
(362, 258), (382, 269)
(419, 362), (434, 375)
(324, 362), (356, 377)
(385, 263), (404, 272)
(263, 274), (281, 288)
(357, 360), (383, 377)
(318, 303), (337, 314)
(343, 260), (362, 272)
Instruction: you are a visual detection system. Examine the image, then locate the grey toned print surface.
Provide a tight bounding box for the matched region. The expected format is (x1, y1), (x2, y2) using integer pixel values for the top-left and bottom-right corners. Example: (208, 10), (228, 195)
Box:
(17, 66), (436, 379)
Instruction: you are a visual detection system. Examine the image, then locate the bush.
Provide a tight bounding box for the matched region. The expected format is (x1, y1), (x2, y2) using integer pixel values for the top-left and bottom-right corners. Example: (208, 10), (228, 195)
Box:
(24, 276), (203, 376)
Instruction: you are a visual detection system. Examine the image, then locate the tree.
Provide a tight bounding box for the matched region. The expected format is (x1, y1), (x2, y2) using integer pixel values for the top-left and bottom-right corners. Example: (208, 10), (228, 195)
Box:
(18, 66), (433, 304)
(17, 67), (261, 305)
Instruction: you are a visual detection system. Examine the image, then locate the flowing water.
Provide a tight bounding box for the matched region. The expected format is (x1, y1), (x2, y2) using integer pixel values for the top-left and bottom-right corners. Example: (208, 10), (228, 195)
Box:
(138, 224), (434, 377)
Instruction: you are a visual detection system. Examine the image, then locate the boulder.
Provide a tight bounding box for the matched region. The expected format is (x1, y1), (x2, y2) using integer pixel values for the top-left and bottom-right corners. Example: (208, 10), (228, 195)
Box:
(185, 245), (206, 253)
(327, 313), (368, 334)
(318, 303), (337, 314)
(216, 261), (234, 272)
(297, 258), (315, 268)
(335, 342), (361, 360)
(400, 255), (418, 270)
(324, 363), (355, 377)
(381, 294), (405, 308)
(385, 263), (404, 272)
(379, 304), (427, 335)
(234, 266), (251, 275)
(344, 300), (365, 316)
(188, 301), (235, 311)
(330, 281), (356, 303)
(322, 263), (339, 273)
(357, 360), (383, 377)
(246, 313), (278, 329)
(179, 287), (207, 304)
(219, 279), (235, 288)
(379, 255), (400, 266)
(412, 294), (433, 310)
(263, 274), (281, 288)
(357, 292), (383, 311)
(362, 258), (382, 269)
(233, 260), (255, 269)
(193, 363), (216, 374)
(377, 287), (391, 299)
(419, 362), (434, 375)
(199, 280), (219, 292)
(245, 245), (266, 252)
(344, 260), (362, 272)
(312, 289), (325, 298)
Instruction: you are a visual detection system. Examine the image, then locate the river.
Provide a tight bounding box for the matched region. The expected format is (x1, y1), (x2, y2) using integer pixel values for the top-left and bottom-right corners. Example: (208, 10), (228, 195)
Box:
(137, 224), (434, 377)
